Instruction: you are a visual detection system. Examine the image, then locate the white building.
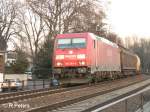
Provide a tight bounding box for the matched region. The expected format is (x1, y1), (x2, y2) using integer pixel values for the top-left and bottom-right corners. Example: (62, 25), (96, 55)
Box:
(5, 51), (17, 67)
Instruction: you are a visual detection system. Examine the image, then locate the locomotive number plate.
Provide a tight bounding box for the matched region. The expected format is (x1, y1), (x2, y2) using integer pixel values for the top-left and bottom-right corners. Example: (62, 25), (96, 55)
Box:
(65, 55), (76, 59)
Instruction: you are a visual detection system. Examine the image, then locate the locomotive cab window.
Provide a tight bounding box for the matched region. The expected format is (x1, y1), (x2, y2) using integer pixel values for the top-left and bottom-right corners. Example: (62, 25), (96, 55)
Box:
(57, 38), (86, 48)
(72, 38), (86, 48)
(57, 38), (71, 48)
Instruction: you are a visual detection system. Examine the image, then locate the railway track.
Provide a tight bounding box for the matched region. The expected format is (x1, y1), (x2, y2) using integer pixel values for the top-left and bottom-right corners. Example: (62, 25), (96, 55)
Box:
(0, 84), (90, 104)
(0, 75), (144, 105)
(51, 79), (150, 112)
(0, 88), (54, 98)
(0, 75), (148, 112)
(0, 79), (122, 104)
(25, 76), (149, 112)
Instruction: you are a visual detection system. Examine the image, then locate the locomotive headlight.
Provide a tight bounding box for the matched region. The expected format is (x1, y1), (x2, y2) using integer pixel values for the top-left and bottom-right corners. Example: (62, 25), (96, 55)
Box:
(57, 62), (62, 66)
(81, 61), (85, 65)
(56, 55), (64, 59)
(77, 54), (85, 59)
(79, 61), (85, 65)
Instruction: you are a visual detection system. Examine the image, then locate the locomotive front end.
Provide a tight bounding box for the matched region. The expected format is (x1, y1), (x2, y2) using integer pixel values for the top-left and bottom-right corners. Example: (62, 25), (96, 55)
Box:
(53, 33), (89, 76)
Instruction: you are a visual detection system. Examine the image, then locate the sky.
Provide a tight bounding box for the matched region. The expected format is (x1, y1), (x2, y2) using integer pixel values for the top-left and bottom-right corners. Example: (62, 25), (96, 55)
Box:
(105, 0), (150, 38)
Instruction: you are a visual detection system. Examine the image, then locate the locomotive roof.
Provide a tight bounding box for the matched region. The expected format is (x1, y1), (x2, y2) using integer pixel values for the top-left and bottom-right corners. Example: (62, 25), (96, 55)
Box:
(89, 33), (119, 48)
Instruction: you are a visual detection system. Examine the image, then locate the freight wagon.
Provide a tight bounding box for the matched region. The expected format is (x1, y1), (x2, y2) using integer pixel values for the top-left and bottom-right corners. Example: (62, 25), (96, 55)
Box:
(120, 46), (140, 75)
(52, 33), (140, 84)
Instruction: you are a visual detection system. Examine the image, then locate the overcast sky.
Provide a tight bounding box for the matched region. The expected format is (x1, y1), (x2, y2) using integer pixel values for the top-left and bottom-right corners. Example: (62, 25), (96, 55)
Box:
(105, 0), (150, 38)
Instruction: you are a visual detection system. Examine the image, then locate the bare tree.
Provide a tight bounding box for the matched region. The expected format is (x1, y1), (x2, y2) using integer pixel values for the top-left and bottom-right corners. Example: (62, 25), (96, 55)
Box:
(27, 0), (106, 38)
(0, 0), (19, 51)
(15, 6), (48, 65)
(27, 0), (64, 38)
(65, 0), (106, 34)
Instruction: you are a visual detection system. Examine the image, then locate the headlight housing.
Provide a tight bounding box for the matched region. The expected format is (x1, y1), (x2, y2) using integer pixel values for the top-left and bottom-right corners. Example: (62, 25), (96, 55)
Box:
(56, 62), (63, 66)
(56, 55), (64, 59)
(77, 54), (85, 59)
(79, 61), (85, 65)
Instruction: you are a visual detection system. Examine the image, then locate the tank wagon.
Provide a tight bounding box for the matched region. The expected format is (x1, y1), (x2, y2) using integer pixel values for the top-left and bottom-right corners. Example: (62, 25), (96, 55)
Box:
(52, 32), (140, 84)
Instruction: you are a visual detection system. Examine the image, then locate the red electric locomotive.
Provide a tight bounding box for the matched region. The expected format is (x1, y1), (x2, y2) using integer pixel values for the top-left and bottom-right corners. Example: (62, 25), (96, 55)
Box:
(53, 32), (122, 84)
(53, 32), (140, 84)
